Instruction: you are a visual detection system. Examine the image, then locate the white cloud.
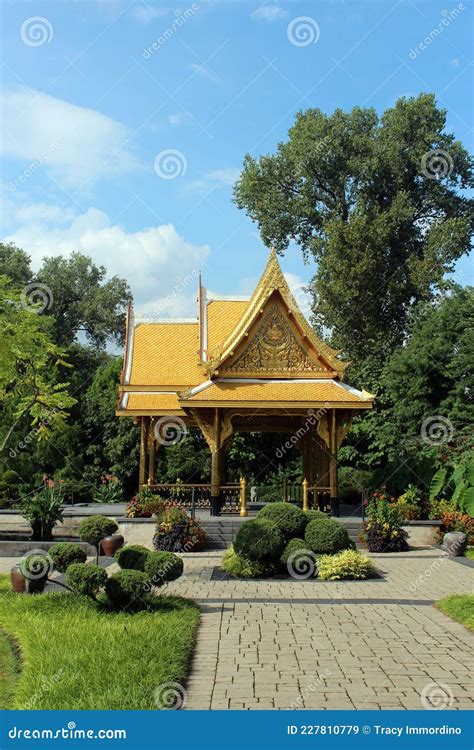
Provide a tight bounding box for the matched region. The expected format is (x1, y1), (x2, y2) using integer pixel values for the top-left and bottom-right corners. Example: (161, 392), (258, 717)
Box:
(187, 167), (240, 192)
(168, 112), (187, 125)
(130, 4), (169, 23)
(1, 87), (142, 189)
(284, 271), (313, 320)
(190, 63), (220, 82)
(251, 4), (287, 22)
(4, 207), (209, 317)
(14, 203), (76, 225)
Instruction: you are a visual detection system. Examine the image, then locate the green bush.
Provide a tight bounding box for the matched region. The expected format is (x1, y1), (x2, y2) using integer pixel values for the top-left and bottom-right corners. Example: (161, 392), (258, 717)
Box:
(280, 538), (310, 565)
(78, 516), (118, 547)
(115, 544), (150, 571)
(305, 518), (351, 554)
(257, 502), (306, 540)
(222, 545), (276, 578)
(49, 542), (87, 573)
(66, 563), (107, 598)
(234, 519), (284, 562)
(318, 550), (375, 580)
(105, 570), (149, 608)
(304, 510), (328, 524)
(144, 551), (183, 586)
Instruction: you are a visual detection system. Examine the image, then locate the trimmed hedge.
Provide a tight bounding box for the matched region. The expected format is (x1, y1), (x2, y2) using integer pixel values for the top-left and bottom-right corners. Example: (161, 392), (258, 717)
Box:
(105, 570), (149, 608)
(318, 550), (375, 580)
(115, 544), (150, 571)
(257, 502), (306, 540)
(280, 538), (309, 565)
(66, 563), (107, 598)
(78, 516), (118, 547)
(304, 510), (328, 524)
(305, 518), (351, 554)
(144, 551), (183, 586)
(49, 542), (87, 573)
(222, 545), (276, 579)
(234, 519), (284, 562)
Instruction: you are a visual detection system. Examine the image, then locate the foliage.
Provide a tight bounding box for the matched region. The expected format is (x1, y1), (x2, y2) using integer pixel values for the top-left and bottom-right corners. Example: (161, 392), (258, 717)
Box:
(144, 551), (184, 586)
(115, 545), (151, 571)
(430, 501), (474, 545)
(436, 594), (474, 632)
(105, 570), (149, 609)
(429, 457), (474, 517)
(19, 552), (53, 588)
(152, 506), (205, 552)
(234, 95), (473, 369)
(280, 538), (309, 565)
(49, 542), (87, 573)
(65, 564), (107, 599)
(257, 502), (306, 540)
(222, 545), (277, 579)
(304, 518), (351, 554)
(365, 492), (409, 552)
(0, 573), (199, 709)
(395, 484), (424, 520)
(318, 550), (375, 581)
(234, 519), (284, 563)
(78, 516), (118, 563)
(93, 474), (123, 504)
(20, 476), (64, 541)
(304, 509), (328, 524)
(126, 489), (166, 518)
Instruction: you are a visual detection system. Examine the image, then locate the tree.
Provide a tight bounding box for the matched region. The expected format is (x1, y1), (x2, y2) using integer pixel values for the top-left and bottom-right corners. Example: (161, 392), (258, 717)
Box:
(234, 94), (473, 368)
(0, 243), (32, 288)
(36, 252), (131, 348)
(0, 276), (76, 452)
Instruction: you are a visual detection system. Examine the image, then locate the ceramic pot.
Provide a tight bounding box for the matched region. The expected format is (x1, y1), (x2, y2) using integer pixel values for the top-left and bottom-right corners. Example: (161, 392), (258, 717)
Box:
(101, 534), (124, 557)
(442, 531), (467, 556)
(10, 566), (26, 593)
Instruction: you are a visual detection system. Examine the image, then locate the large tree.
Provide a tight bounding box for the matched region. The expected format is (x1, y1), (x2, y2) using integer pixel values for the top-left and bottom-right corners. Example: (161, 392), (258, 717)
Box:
(234, 94), (473, 368)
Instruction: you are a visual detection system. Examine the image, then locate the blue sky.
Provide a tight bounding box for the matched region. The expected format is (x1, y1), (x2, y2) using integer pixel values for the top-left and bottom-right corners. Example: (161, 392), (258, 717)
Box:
(1, 0), (472, 317)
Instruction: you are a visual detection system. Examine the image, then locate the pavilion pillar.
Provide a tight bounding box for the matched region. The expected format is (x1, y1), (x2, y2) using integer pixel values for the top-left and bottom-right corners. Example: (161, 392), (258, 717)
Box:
(329, 409), (339, 517)
(210, 409), (222, 516)
(148, 421), (156, 486)
(138, 416), (150, 489)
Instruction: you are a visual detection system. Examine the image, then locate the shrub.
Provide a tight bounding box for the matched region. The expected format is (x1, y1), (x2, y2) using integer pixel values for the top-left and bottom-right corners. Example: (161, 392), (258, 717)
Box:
(93, 474), (123, 504)
(66, 563), (107, 598)
(20, 551), (54, 591)
(222, 545), (276, 579)
(115, 545), (150, 571)
(105, 570), (149, 608)
(126, 488), (167, 518)
(234, 519), (284, 562)
(434, 507), (474, 545)
(144, 551), (183, 586)
(365, 494), (408, 552)
(78, 516), (118, 563)
(304, 509), (328, 524)
(257, 502), (306, 540)
(49, 542), (87, 573)
(153, 506), (205, 552)
(395, 484), (423, 520)
(280, 538), (309, 565)
(318, 550), (375, 580)
(305, 518), (351, 554)
(20, 476), (64, 541)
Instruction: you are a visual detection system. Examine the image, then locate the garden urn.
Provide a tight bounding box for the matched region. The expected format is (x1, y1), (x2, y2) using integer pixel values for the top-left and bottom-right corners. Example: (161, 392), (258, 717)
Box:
(101, 534), (124, 557)
(10, 566), (26, 594)
(442, 531), (467, 557)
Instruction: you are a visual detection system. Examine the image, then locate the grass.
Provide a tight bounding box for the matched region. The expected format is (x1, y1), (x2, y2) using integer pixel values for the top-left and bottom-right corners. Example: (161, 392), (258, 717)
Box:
(464, 549), (474, 560)
(436, 594), (474, 632)
(0, 575), (199, 709)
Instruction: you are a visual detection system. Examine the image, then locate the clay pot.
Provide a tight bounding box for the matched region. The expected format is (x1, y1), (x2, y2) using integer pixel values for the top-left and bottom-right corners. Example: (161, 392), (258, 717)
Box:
(442, 531), (467, 557)
(10, 566), (26, 593)
(101, 534), (124, 557)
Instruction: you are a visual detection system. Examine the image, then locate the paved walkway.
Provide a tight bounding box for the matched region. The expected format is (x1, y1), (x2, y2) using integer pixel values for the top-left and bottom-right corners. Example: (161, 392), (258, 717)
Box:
(165, 549), (473, 710)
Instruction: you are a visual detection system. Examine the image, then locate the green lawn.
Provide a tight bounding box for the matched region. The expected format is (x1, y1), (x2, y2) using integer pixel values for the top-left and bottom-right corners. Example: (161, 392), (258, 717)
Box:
(436, 594), (474, 632)
(0, 575), (199, 709)
(464, 549), (474, 560)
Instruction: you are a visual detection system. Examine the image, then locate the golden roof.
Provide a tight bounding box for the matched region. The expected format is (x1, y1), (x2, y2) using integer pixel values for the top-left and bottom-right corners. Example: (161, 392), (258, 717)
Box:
(206, 299), (249, 352)
(117, 392), (185, 415)
(183, 380), (373, 407)
(127, 321), (203, 387)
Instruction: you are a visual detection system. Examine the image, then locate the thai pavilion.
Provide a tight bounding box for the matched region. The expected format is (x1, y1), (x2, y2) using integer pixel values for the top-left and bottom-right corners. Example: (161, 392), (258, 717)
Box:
(116, 250), (374, 516)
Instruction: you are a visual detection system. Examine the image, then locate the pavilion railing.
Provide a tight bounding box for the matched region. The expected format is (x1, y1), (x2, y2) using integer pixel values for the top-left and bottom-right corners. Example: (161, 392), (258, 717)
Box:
(302, 480), (331, 513)
(145, 482), (245, 516)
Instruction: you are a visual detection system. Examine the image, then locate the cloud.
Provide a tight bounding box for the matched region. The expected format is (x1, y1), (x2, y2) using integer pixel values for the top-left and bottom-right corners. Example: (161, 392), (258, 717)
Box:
(130, 4), (170, 24)
(3, 207), (209, 317)
(190, 63), (220, 82)
(1, 87), (143, 189)
(187, 167), (240, 192)
(168, 112), (187, 125)
(14, 203), (76, 225)
(284, 272), (313, 320)
(251, 4), (287, 22)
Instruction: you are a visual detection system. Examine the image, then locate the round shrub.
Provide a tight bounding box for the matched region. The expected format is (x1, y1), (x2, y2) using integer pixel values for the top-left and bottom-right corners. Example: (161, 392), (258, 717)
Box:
(257, 502), (306, 540)
(234, 519), (284, 562)
(222, 545), (276, 579)
(144, 551), (183, 586)
(78, 516), (118, 547)
(66, 563), (107, 598)
(318, 550), (375, 580)
(305, 518), (351, 554)
(280, 538), (310, 565)
(105, 570), (149, 608)
(115, 544), (150, 571)
(304, 510), (328, 524)
(49, 542), (87, 573)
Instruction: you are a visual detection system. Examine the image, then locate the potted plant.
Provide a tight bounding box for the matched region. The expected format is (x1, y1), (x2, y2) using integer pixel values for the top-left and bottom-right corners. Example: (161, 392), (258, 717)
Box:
(20, 475), (65, 541)
(126, 488), (166, 518)
(11, 551), (54, 594)
(153, 505), (206, 552)
(93, 474), (123, 504)
(364, 489), (409, 553)
(78, 515), (121, 563)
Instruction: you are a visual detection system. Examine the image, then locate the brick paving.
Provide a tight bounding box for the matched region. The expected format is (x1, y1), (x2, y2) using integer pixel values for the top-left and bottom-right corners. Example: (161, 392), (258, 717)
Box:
(166, 549), (474, 710)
